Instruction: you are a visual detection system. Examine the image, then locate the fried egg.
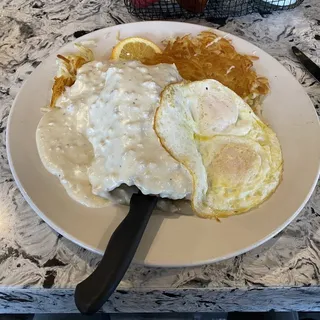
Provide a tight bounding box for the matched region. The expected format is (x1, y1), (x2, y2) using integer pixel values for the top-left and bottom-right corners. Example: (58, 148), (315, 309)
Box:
(154, 79), (283, 219)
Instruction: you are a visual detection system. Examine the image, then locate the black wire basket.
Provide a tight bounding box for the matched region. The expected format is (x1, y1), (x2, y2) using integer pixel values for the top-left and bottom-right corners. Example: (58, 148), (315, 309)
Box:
(124, 0), (304, 20)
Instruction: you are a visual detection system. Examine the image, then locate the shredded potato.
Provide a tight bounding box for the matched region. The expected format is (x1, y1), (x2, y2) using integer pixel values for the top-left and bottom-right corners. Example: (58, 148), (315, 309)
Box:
(142, 31), (269, 108)
(50, 44), (94, 108)
(49, 32), (269, 110)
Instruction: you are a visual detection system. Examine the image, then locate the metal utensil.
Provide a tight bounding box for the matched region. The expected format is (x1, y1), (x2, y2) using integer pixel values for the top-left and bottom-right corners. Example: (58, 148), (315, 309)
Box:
(292, 46), (320, 83)
(74, 193), (158, 314)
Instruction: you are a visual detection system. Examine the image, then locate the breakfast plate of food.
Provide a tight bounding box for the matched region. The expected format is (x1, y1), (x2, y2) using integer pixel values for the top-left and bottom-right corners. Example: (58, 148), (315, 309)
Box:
(7, 21), (320, 267)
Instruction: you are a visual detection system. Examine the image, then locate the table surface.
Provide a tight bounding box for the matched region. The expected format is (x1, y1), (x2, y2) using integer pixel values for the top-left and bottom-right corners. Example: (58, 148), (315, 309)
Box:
(0, 0), (320, 313)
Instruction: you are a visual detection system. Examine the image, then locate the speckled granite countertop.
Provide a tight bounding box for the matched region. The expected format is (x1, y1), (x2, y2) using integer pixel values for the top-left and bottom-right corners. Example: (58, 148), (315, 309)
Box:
(1, 0), (320, 313)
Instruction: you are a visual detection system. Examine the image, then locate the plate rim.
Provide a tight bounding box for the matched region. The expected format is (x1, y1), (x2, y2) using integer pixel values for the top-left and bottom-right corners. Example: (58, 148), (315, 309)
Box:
(6, 21), (320, 267)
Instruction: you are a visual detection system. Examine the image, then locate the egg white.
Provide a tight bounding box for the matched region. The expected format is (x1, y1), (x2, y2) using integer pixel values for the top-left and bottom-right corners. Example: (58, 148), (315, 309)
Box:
(155, 79), (283, 219)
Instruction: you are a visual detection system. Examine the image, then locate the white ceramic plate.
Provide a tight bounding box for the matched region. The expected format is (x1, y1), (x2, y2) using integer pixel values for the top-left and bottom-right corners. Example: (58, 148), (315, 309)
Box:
(7, 22), (320, 267)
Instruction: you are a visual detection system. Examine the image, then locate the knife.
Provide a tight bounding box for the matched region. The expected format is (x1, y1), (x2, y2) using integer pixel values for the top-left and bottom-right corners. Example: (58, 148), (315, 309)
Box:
(292, 46), (320, 82)
(74, 193), (158, 314)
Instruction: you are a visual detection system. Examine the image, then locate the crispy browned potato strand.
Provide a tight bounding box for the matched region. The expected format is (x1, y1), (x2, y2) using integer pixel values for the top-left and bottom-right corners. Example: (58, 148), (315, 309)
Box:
(142, 31), (269, 107)
(50, 45), (94, 108)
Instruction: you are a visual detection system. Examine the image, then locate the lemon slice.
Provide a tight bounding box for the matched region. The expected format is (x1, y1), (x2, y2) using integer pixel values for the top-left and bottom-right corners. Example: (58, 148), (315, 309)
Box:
(111, 37), (162, 62)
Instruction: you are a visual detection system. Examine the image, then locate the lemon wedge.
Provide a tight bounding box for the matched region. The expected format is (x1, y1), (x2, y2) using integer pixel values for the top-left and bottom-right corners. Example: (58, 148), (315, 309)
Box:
(111, 37), (162, 61)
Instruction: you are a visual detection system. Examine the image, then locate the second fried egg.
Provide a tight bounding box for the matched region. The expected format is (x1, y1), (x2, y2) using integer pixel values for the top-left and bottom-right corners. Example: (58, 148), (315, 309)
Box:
(154, 79), (283, 219)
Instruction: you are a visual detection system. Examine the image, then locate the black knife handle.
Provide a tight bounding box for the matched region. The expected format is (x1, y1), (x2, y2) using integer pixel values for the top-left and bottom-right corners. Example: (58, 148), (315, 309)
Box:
(74, 193), (158, 315)
(292, 46), (320, 82)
